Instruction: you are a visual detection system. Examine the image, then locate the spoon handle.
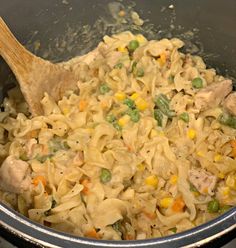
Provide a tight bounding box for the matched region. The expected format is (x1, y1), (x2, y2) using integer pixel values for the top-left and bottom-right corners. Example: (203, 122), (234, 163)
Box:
(0, 17), (35, 77)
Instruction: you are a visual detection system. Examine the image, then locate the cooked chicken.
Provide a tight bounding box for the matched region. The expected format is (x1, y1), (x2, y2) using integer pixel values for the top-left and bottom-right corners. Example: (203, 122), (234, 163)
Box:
(0, 155), (31, 193)
(188, 168), (217, 195)
(195, 79), (232, 111)
(224, 92), (236, 116)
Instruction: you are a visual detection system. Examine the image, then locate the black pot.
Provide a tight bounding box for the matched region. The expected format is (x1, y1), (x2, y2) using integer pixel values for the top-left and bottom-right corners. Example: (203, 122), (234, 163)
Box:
(0, 0), (236, 247)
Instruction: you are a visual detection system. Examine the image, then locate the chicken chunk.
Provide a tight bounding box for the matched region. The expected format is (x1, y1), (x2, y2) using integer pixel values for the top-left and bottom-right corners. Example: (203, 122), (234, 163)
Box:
(0, 155), (31, 193)
(224, 92), (236, 116)
(195, 79), (232, 111)
(188, 168), (217, 195)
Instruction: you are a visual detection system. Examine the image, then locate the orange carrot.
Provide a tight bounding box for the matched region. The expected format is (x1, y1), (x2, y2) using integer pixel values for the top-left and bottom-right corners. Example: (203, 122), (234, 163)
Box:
(33, 176), (47, 187)
(79, 100), (87, 112)
(85, 229), (100, 239)
(172, 197), (185, 212)
(25, 130), (38, 139)
(230, 140), (236, 157)
(142, 210), (157, 220)
(81, 178), (90, 195)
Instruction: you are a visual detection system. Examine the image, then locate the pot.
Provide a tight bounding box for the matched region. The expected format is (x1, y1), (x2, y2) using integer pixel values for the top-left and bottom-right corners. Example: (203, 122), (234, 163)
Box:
(0, 0), (236, 247)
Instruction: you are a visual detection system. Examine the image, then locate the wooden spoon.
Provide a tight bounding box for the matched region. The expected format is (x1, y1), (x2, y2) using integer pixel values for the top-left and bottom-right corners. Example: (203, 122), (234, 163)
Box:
(0, 17), (78, 116)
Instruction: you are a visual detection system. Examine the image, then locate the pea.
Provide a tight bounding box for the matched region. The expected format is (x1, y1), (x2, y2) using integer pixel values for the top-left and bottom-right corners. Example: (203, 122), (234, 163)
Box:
(207, 199), (220, 213)
(128, 40), (139, 52)
(192, 77), (203, 89)
(20, 153), (28, 161)
(154, 109), (163, 127)
(219, 205), (231, 214)
(128, 109), (140, 122)
(100, 168), (112, 183)
(136, 68), (144, 77)
(106, 114), (116, 123)
(113, 122), (122, 131)
(179, 112), (189, 123)
(123, 98), (135, 109)
(114, 63), (123, 69)
(99, 83), (110, 95)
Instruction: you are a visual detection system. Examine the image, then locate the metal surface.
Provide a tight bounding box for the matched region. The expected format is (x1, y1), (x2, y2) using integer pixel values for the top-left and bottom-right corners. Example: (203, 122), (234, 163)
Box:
(0, 0), (236, 247)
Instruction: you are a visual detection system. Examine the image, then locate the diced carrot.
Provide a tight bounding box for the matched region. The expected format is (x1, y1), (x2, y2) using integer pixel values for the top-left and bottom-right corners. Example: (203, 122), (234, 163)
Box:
(100, 100), (108, 109)
(81, 178), (90, 195)
(25, 130), (38, 139)
(79, 100), (87, 112)
(142, 210), (157, 220)
(85, 229), (100, 239)
(171, 197), (185, 212)
(230, 140), (236, 157)
(33, 175), (47, 187)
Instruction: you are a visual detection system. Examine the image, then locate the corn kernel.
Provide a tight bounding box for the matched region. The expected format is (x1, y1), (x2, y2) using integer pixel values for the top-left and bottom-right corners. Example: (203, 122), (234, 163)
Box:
(193, 192), (200, 197)
(62, 108), (70, 115)
(196, 151), (204, 157)
(187, 129), (196, 139)
(214, 154), (222, 162)
(135, 97), (148, 111)
(145, 175), (158, 187)
(222, 187), (230, 196)
(118, 115), (130, 127)
(160, 197), (173, 208)
(117, 46), (128, 53)
(150, 129), (158, 138)
(130, 93), (140, 100)
(135, 34), (147, 44)
(115, 92), (126, 101)
(218, 173), (225, 179)
(170, 175), (178, 185)
(137, 163), (145, 171)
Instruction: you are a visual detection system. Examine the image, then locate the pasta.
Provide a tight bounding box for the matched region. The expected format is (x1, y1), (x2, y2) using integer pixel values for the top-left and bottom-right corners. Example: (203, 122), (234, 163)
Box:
(0, 31), (236, 240)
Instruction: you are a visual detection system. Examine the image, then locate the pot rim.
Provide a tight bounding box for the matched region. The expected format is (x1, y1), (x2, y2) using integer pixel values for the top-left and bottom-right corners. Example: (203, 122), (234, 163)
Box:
(0, 202), (236, 248)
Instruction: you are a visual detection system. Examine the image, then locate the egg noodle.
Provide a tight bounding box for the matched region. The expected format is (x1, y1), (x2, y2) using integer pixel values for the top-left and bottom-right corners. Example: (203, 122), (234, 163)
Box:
(0, 32), (236, 240)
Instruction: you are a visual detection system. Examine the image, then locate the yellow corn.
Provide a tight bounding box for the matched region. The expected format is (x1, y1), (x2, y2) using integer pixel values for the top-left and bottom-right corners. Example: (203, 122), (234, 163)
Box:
(187, 129), (196, 139)
(145, 175), (158, 187)
(214, 154), (222, 162)
(222, 187), (230, 196)
(196, 151), (204, 157)
(62, 107), (70, 115)
(218, 173), (225, 179)
(170, 175), (178, 185)
(130, 92), (140, 100)
(117, 46), (128, 53)
(137, 163), (145, 171)
(118, 115), (130, 127)
(115, 92), (126, 101)
(150, 129), (158, 138)
(160, 197), (173, 208)
(226, 175), (236, 190)
(157, 53), (167, 67)
(135, 97), (148, 111)
(193, 192), (200, 197)
(135, 34), (147, 44)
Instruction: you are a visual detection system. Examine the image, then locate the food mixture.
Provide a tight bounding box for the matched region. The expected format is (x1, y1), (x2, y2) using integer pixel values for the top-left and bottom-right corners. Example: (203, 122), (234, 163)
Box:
(0, 32), (236, 240)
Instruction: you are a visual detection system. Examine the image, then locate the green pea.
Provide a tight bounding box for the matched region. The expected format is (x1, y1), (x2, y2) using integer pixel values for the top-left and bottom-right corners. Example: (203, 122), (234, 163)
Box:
(207, 199), (220, 213)
(113, 122), (122, 131)
(154, 109), (163, 127)
(123, 98), (135, 109)
(179, 112), (189, 123)
(136, 68), (144, 77)
(106, 114), (116, 123)
(100, 168), (112, 183)
(192, 77), (203, 89)
(128, 109), (140, 122)
(128, 40), (139, 52)
(20, 153), (28, 161)
(219, 205), (231, 214)
(114, 63), (123, 69)
(99, 83), (110, 95)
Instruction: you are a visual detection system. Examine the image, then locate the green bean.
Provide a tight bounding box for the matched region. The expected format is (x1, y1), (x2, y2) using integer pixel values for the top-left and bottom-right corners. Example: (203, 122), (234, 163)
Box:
(100, 168), (112, 183)
(218, 113), (236, 129)
(170, 227), (177, 233)
(131, 61), (137, 72)
(154, 109), (163, 127)
(136, 68), (144, 77)
(154, 94), (175, 118)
